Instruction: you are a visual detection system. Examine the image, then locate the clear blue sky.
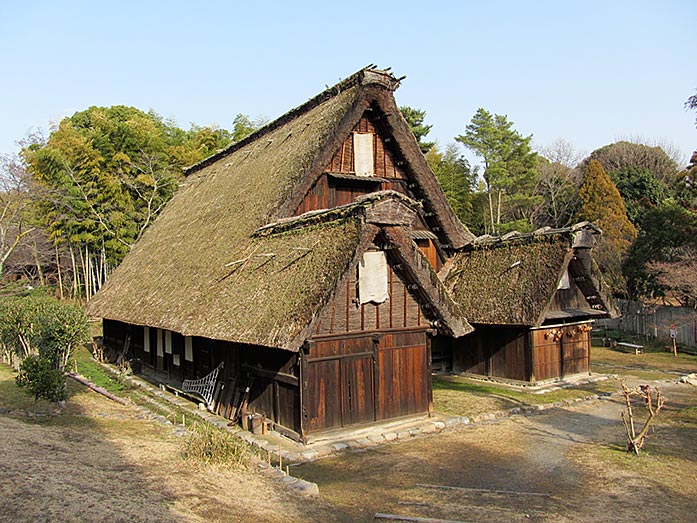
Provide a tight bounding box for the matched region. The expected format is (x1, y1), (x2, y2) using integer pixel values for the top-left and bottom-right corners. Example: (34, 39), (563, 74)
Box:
(1, 0), (695, 166)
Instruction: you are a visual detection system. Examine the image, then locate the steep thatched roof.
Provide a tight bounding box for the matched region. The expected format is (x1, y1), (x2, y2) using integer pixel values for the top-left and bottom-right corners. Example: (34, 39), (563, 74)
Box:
(443, 223), (617, 326)
(88, 67), (472, 348)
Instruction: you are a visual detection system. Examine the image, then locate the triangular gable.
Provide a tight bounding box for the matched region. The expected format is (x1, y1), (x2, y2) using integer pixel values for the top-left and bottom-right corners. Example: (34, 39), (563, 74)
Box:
(260, 192), (471, 344)
(281, 76), (474, 250)
(88, 68), (472, 344)
(444, 223), (617, 327)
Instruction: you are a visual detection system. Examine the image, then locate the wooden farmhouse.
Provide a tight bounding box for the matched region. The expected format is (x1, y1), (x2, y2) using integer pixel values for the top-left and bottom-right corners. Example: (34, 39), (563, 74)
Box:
(438, 223), (619, 383)
(87, 67), (474, 441)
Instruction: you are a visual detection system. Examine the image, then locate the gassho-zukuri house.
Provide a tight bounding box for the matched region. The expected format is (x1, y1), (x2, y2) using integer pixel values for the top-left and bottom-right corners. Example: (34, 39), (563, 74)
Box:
(87, 67), (617, 442)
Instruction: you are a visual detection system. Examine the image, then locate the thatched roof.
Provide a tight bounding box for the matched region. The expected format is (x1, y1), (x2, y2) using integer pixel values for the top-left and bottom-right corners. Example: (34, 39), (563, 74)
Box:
(88, 67), (472, 348)
(443, 223), (618, 326)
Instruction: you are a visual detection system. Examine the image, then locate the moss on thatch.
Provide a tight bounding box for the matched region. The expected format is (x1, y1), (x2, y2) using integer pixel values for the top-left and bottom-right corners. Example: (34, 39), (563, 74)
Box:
(87, 67), (475, 347)
(87, 83), (363, 346)
(445, 235), (572, 326)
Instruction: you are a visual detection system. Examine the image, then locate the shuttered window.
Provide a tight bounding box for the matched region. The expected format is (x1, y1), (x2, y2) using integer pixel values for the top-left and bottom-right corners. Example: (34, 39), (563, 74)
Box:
(353, 133), (374, 176)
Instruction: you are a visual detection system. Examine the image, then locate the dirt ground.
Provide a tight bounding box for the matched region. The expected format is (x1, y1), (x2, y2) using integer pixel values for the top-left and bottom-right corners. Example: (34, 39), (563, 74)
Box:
(296, 378), (697, 523)
(0, 374), (352, 523)
(1, 361), (696, 523)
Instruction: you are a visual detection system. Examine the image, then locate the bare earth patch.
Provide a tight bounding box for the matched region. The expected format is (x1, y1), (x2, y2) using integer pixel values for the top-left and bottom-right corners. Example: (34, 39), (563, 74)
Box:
(2, 351), (697, 523)
(0, 368), (351, 523)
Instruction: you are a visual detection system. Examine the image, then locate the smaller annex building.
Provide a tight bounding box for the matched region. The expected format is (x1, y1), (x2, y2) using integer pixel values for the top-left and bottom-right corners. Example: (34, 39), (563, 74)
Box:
(438, 222), (619, 384)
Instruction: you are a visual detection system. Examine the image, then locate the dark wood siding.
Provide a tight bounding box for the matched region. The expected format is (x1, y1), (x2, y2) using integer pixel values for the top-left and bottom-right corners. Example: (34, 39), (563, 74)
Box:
(304, 329), (430, 434)
(377, 331), (430, 420)
(314, 254), (428, 336)
(531, 325), (591, 380)
(451, 325), (531, 382)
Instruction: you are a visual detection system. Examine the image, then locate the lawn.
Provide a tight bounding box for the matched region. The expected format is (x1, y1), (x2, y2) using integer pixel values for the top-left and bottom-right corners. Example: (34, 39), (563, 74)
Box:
(431, 345), (697, 418)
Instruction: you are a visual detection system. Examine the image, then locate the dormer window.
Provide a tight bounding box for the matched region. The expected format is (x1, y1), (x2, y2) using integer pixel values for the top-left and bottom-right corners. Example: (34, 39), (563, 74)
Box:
(353, 132), (374, 176)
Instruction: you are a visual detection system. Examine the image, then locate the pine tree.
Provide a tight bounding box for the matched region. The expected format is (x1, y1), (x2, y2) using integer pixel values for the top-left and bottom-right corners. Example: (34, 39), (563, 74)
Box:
(576, 159), (637, 295)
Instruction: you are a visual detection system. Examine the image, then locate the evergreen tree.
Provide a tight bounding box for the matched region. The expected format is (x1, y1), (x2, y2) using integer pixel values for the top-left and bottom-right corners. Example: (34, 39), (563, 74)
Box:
(23, 106), (232, 298)
(588, 141), (678, 222)
(426, 143), (478, 225)
(576, 159), (637, 295)
(623, 200), (697, 300)
(456, 108), (538, 233)
(399, 106), (435, 154)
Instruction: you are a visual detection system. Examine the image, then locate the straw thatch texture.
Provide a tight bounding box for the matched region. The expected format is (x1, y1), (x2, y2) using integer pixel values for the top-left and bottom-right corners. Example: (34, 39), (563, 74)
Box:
(87, 84), (363, 346)
(445, 235), (572, 326)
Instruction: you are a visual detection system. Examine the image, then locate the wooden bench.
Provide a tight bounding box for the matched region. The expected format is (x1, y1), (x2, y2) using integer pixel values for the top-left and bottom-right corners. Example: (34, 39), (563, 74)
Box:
(617, 342), (644, 355)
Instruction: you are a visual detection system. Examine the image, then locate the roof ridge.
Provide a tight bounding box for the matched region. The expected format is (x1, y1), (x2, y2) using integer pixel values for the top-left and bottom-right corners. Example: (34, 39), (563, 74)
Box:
(469, 221), (600, 247)
(253, 190), (418, 237)
(184, 66), (402, 176)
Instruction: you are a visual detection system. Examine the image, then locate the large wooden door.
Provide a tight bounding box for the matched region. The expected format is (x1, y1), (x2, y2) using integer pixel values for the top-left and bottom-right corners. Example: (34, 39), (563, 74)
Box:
(305, 330), (430, 433)
(377, 331), (430, 420)
(341, 355), (375, 426)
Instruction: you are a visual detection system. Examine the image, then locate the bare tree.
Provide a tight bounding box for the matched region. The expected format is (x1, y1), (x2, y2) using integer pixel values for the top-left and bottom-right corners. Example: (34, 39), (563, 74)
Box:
(534, 139), (583, 227)
(647, 248), (697, 307)
(620, 381), (665, 454)
(0, 154), (35, 278)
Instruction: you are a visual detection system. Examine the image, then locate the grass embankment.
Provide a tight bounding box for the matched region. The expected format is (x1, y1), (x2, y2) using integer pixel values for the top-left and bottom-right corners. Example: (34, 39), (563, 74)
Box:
(432, 345), (697, 418)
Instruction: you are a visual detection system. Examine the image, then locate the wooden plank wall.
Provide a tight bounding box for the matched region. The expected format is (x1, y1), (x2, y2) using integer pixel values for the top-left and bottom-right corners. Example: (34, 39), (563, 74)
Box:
(313, 256), (428, 337)
(326, 114), (408, 179)
(451, 325), (531, 382)
(304, 329), (430, 434)
(376, 331), (430, 420)
(532, 326), (591, 380)
(294, 111), (411, 216)
(241, 346), (300, 436)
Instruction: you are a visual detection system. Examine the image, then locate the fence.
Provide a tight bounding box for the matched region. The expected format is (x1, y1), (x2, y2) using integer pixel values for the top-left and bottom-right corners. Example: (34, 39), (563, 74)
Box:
(597, 299), (697, 351)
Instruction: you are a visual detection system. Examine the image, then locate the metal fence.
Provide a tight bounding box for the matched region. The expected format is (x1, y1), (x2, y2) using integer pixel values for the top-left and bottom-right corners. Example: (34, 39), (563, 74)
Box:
(597, 299), (697, 350)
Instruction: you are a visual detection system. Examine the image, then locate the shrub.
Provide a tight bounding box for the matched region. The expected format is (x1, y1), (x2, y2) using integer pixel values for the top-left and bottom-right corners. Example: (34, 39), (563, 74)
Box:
(16, 354), (67, 403)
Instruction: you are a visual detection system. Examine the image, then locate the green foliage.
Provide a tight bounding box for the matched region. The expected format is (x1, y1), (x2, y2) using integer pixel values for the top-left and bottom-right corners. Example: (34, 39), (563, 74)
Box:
(33, 301), (89, 371)
(674, 152), (697, 211)
(231, 113), (264, 143)
(576, 159), (637, 295)
(623, 200), (697, 299)
(0, 295), (88, 370)
(589, 141), (678, 222)
(456, 108), (538, 233)
(400, 106), (435, 153)
(182, 422), (251, 467)
(23, 106), (233, 273)
(16, 354), (67, 403)
(426, 143), (478, 224)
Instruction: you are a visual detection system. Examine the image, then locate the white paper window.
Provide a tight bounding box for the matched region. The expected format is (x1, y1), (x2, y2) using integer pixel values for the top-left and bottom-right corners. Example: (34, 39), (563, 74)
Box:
(165, 331), (172, 354)
(353, 133), (374, 176)
(143, 326), (150, 353)
(156, 329), (163, 357)
(172, 354), (180, 366)
(185, 336), (193, 362)
(358, 251), (389, 305)
(557, 269), (571, 290)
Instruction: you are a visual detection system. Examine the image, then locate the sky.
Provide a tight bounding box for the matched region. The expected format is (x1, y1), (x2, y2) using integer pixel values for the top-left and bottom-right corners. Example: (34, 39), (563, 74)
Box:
(1, 1), (695, 168)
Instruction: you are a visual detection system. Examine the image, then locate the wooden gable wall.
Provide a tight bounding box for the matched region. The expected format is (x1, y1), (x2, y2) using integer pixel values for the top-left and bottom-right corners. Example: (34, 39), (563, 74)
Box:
(312, 247), (430, 338)
(295, 109), (444, 269)
(548, 275), (591, 313)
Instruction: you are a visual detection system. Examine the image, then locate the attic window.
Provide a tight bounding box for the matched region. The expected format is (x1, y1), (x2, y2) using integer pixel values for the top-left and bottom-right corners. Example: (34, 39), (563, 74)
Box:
(353, 133), (374, 176)
(557, 269), (571, 290)
(358, 251), (388, 304)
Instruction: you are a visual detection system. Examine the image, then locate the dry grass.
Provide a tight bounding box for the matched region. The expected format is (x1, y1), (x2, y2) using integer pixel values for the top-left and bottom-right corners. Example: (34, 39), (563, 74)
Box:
(0, 363), (352, 523)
